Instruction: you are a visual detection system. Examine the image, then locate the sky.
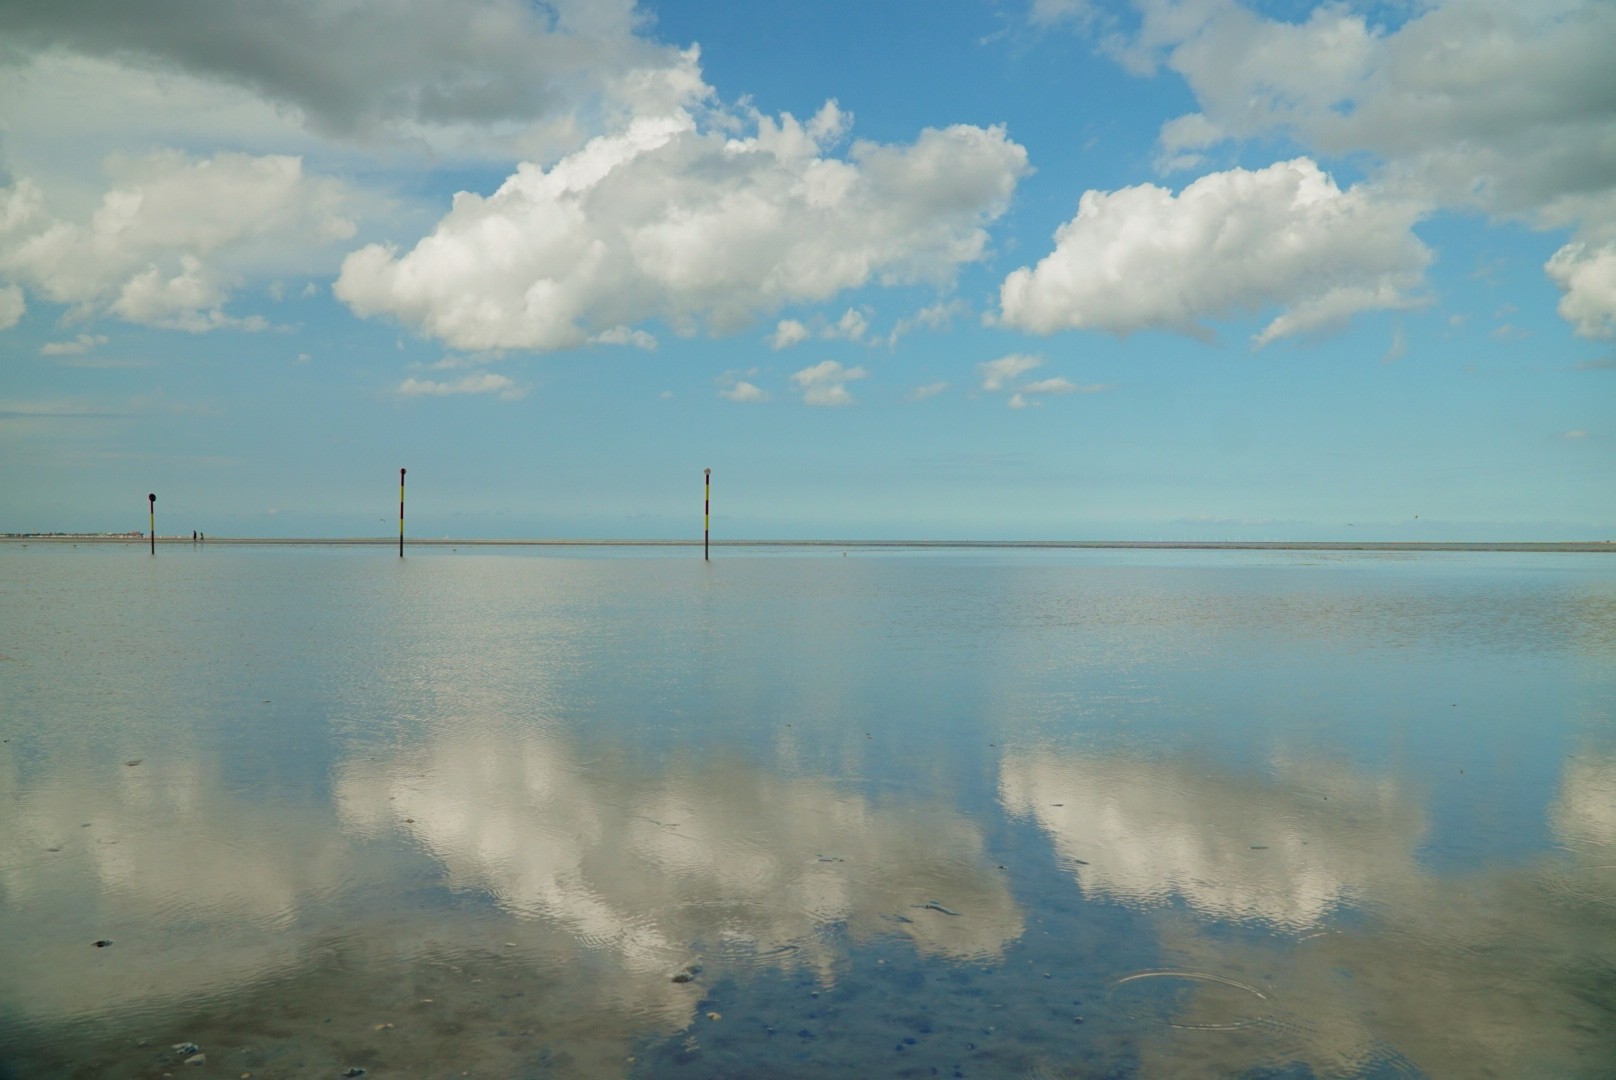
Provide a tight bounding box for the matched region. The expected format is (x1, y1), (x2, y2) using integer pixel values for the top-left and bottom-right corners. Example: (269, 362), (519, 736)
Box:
(1, 0), (1612, 541)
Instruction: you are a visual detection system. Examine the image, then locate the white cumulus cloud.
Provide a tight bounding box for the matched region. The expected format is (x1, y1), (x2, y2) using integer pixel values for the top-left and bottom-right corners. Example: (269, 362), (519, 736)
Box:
(0, 152), (356, 331)
(1122, 0), (1616, 338)
(999, 159), (1429, 346)
(335, 103), (1028, 351)
(790, 359), (867, 406)
(1545, 242), (1616, 339)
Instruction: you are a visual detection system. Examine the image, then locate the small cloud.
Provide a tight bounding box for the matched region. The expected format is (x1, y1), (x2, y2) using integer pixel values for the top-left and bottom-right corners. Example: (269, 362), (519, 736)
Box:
(659, 390), (674, 399)
(791, 360), (867, 406)
(396, 373), (525, 400)
(40, 334), (110, 357)
(979, 353), (1043, 391)
(1019, 377), (1081, 395)
(592, 326), (658, 350)
(720, 380), (770, 403)
(1027, 0), (1096, 29)
(717, 368), (770, 402)
(1380, 328), (1406, 364)
(1009, 377), (1109, 407)
(830, 308), (868, 341)
(294, 352), (312, 364)
(1573, 354), (1616, 370)
(420, 353), (497, 371)
(771, 319), (811, 350)
(1491, 323), (1528, 341)
(908, 381), (950, 402)
(1564, 429), (1588, 440)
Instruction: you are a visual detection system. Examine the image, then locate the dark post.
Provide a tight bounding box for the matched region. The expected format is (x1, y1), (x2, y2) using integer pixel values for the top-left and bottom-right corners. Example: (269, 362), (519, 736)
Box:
(704, 468), (710, 561)
(399, 468), (406, 557)
(148, 493), (156, 554)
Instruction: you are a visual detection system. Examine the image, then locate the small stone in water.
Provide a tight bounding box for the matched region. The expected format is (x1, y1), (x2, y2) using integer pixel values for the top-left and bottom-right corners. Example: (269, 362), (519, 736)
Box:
(93, 939), (113, 948)
(184, 1054), (206, 1066)
(172, 1043), (200, 1055)
(340, 1069), (368, 1078)
(126, 759), (142, 767)
(672, 971), (693, 983)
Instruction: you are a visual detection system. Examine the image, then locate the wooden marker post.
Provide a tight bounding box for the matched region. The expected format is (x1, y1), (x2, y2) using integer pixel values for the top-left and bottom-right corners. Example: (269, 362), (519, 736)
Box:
(148, 493), (156, 554)
(399, 468), (406, 557)
(704, 468), (710, 561)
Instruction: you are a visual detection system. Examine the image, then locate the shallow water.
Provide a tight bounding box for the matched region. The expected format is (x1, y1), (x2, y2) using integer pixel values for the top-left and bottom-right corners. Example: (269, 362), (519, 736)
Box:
(1, 544), (1613, 1078)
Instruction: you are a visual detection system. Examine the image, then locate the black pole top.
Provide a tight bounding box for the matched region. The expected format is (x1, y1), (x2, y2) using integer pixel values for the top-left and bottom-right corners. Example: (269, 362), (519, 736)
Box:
(400, 468), (406, 478)
(148, 493), (155, 503)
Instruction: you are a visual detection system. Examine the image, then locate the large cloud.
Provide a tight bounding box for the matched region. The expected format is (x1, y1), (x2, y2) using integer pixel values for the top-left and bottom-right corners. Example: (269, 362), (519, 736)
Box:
(337, 104), (1028, 350)
(0, 0), (678, 143)
(998, 158), (1429, 345)
(1128, 0), (1616, 336)
(0, 151), (356, 331)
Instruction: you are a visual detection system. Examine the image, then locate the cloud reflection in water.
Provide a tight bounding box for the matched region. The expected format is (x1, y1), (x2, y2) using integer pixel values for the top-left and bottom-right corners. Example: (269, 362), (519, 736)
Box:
(1000, 745), (1616, 1078)
(336, 721), (1025, 983)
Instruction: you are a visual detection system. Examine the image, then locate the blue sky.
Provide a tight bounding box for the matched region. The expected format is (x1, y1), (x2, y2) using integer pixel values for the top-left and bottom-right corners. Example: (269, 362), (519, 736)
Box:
(2, 0), (1612, 540)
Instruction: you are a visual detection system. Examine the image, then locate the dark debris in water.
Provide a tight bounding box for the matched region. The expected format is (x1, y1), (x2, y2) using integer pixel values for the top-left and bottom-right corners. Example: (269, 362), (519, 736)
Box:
(92, 939), (113, 948)
(340, 1069), (367, 1078)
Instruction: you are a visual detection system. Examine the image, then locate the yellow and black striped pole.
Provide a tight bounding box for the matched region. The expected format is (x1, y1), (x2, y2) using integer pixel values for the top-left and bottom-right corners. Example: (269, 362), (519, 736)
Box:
(704, 468), (710, 561)
(399, 468), (406, 557)
(148, 493), (156, 555)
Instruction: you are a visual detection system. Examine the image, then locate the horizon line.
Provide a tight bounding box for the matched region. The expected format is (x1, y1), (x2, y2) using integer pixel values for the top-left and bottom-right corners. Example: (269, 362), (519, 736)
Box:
(4, 536), (1612, 553)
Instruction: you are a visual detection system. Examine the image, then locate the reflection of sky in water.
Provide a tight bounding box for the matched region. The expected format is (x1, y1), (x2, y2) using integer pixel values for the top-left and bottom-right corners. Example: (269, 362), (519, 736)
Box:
(1, 545), (1613, 1077)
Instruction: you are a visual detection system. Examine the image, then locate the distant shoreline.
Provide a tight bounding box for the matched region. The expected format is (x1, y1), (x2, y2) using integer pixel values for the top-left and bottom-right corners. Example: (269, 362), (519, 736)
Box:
(4, 536), (1612, 553)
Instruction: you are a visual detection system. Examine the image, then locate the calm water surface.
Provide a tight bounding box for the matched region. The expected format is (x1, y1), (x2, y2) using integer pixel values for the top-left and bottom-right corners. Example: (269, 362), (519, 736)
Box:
(1, 545), (1613, 1078)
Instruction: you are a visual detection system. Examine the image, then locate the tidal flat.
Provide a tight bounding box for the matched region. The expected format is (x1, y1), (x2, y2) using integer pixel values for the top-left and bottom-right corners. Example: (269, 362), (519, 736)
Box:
(2, 545), (1613, 1078)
